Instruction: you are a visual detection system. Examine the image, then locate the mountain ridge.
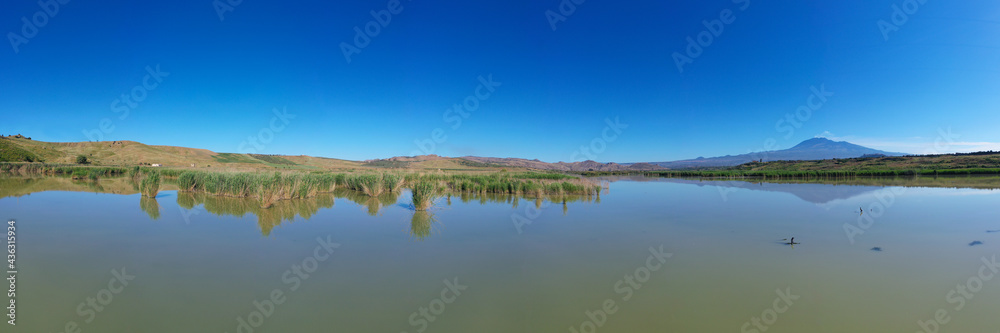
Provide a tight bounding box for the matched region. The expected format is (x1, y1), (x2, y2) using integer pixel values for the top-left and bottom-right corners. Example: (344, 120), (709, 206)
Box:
(643, 138), (905, 169)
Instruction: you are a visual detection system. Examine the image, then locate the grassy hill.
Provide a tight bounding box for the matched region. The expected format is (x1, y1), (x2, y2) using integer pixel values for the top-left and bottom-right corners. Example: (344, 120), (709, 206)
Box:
(0, 137), (43, 162)
(0, 136), (514, 173)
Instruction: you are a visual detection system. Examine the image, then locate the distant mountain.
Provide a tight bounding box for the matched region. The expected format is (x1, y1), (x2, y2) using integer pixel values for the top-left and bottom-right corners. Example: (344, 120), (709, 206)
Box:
(460, 138), (906, 171)
(646, 138), (906, 169)
(460, 156), (664, 172)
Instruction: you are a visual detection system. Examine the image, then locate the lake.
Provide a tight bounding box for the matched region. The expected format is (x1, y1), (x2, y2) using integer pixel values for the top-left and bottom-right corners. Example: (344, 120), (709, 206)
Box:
(3, 175), (999, 332)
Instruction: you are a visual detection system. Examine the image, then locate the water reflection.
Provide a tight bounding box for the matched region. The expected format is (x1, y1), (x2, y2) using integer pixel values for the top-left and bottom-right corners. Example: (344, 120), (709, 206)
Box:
(176, 191), (335, 236)
(451, 191), (598, 208)
(335, 188), (401, 216)
(1, 175), (601, 238)
(8, 174), (1000, 332)
(140, 197), (161, 220)
(171, 190), (599, 237)
(645, 175), (1000, 204)
(0, 175), (184, 199)
(410, 211), (435, 240)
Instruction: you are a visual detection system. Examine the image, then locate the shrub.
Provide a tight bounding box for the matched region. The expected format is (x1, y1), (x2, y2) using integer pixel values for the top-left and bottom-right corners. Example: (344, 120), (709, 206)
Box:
(411, 181), (437, 211)
(140, 171), (161, 198)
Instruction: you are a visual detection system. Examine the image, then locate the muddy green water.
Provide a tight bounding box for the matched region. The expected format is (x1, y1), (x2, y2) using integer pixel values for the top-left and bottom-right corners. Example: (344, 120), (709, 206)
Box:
(2, 176), (1000, 332)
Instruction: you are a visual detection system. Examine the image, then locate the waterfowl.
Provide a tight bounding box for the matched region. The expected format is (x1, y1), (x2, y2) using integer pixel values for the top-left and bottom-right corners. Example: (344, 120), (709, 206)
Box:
(782, 237), (800, 245)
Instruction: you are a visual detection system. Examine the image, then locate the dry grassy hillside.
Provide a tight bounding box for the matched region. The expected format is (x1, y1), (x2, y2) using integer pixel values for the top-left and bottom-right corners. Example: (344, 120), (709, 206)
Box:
(3, 137), (219, 166)
(0, 137), (517, 173)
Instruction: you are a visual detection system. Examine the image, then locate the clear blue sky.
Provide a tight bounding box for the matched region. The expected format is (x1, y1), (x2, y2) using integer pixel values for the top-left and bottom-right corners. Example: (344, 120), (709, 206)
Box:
(2, 0), (998, 162)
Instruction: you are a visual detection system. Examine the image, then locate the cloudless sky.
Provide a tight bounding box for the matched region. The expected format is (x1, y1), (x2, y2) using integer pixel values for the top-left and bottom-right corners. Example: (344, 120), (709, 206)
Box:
(2, 0), (999, 162)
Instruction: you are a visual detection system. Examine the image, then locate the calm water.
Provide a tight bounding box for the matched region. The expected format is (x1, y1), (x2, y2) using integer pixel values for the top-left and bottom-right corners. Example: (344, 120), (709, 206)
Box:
(3, 176), (1000, 332)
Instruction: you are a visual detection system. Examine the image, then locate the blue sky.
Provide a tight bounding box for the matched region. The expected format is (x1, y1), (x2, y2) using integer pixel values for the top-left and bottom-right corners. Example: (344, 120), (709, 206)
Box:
(2, 0), (998, 162)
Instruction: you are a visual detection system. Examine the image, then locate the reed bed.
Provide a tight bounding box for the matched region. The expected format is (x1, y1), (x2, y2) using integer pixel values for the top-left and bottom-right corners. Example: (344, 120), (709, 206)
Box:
(404, 172), (601, 197)
(139, 170), (161, 198)
(410, 181), (437, 211)
(26, 166), (598, 209)
(175, 170), (338, 208)
(340, 173), (407, 197)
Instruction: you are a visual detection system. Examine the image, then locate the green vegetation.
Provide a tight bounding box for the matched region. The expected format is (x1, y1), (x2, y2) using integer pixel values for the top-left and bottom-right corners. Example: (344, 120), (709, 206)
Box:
(2, 160), (600, 208)
(455, 159), (504, 168)
(175, 170), (338, 208)
(363, 160), (411, 168)
(211, 153), (263, 164)
(127, 166), (142, 182)
(76, 155), (89, 164)
(408, 172), (601, 197)
(344, 173), (386, 196)
(411, 181), (437, 211)
(383, 173), (404, 193)
(0, 139), (43, 162)
(170, 169), (598, 208)
(139, 170), (161, 198)
(249, 154), (297, 165)
(86, 169), (105, 181)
